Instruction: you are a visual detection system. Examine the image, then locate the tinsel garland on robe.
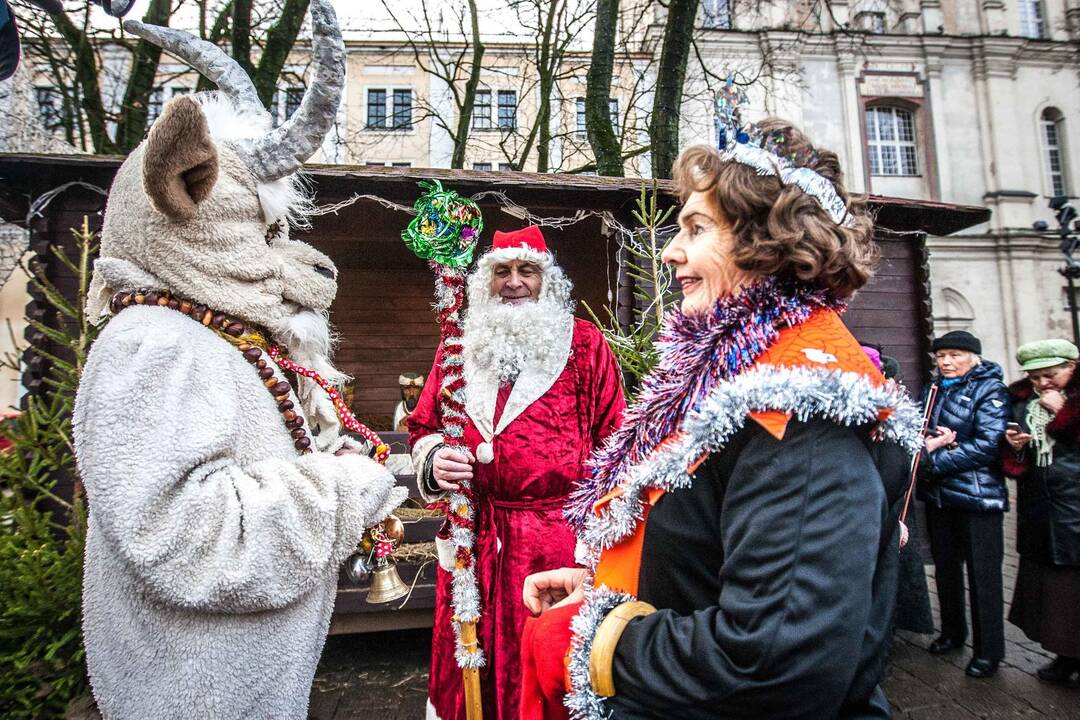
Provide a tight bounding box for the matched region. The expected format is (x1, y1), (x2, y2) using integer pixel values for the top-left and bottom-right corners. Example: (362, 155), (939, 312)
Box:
(566, 276), (846, 529)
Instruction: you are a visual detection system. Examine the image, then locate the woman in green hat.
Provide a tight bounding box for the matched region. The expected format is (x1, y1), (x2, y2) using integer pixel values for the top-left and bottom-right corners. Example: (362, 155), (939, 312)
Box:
(1003, 338), (1080, 685)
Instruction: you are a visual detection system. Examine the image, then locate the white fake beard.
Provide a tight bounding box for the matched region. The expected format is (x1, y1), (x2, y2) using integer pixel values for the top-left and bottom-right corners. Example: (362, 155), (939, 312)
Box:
(462, 294), (573, 383)
(267, 308), (349, 434)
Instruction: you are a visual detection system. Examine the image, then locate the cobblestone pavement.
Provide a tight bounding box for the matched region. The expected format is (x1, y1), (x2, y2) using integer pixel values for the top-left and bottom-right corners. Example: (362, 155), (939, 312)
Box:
(312, 482), (1080, 718)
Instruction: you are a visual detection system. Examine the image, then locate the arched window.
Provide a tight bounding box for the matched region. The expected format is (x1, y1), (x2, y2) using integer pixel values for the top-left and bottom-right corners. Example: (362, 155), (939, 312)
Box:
(1041, 108), (1069, 197)
(936, 287), (976, 333)
(865, 105), (919, 176)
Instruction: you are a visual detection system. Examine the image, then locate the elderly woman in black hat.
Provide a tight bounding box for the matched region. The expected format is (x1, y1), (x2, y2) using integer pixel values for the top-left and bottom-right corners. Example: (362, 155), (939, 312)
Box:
(1003, 339), (1080, 685)
(917, 330), (1010, 677)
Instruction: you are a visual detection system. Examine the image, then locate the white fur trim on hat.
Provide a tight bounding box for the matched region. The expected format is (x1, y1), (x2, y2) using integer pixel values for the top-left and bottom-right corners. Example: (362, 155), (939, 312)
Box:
(475, 246), (554, 273)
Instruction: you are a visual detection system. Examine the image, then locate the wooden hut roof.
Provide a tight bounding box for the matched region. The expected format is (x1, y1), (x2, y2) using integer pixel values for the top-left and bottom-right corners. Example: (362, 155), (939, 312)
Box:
(0, 152), (990, 236)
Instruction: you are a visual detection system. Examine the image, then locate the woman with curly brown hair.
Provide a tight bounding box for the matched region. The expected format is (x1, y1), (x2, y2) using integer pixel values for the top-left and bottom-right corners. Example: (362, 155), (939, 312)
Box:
(516, 116), (923, 720)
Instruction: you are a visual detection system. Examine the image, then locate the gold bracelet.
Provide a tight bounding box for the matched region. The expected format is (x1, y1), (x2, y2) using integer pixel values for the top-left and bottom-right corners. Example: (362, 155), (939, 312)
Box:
(588, 600), (657, 697)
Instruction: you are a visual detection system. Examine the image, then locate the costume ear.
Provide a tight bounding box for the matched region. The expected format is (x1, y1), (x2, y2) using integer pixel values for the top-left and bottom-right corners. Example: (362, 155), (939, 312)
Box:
(142, 95), (218, 221)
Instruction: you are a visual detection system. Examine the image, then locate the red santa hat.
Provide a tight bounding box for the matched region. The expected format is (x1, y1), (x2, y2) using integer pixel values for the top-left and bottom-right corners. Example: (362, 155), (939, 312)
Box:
(478, 225), (554, 269)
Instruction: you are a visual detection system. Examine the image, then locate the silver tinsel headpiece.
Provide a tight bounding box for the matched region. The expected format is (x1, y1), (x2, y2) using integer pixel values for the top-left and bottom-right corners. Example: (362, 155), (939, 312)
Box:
(715, 79), (855, 228)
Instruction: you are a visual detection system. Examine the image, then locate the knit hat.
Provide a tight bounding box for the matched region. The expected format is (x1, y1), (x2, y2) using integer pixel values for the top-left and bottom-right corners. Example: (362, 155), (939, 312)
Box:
(932, 330), (981, 355)
(1016, 338), (1079, 372)
(881, 355), (900, 380)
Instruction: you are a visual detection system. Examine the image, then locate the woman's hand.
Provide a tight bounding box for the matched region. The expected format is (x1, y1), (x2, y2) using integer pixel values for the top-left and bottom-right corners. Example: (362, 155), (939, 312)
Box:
(1005, 428), (1032, 451)
(432, 447), (475, 492)
(924, 426), (957, 452)
(1039, 389), (1066, 414)
(523, 567), (587, 616)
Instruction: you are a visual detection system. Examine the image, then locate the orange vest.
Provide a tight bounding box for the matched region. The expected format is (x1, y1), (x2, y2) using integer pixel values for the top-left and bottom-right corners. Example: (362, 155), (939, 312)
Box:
(591, 310), (885, 595)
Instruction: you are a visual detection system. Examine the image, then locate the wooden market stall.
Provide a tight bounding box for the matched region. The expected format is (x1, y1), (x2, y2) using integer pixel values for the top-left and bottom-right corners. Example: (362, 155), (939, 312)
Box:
(0, 152), (990, 631)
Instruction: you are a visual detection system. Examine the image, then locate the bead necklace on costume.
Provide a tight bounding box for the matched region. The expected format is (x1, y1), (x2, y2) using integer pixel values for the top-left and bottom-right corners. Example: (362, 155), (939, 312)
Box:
(109, 290), (389, 463)
(566, 276), (845, 528)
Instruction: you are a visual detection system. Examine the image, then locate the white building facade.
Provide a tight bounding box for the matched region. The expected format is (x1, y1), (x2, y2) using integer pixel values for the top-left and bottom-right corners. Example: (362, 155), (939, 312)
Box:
(6, 1), (1080, 383)
(688, 0), (1080, 379)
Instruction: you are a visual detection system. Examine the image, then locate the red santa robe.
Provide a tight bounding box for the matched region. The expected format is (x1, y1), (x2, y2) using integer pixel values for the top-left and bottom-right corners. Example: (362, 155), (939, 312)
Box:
(408, 317), (625, 720)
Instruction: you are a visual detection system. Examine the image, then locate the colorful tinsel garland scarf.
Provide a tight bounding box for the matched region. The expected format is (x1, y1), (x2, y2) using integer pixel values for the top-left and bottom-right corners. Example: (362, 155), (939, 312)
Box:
(566, 276), (846, 528)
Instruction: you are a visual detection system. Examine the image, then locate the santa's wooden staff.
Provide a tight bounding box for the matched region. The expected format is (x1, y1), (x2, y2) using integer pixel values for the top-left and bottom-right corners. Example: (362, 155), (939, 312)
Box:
(401, 180), (485, 720)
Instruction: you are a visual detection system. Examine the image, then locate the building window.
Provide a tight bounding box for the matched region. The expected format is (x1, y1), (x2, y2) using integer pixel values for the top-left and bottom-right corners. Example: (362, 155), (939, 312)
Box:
(473, 90), (492, 129)
(1019, 0), (1046, 39)
(147, 88), (164, 123)
(498, 90), (517, 130)
(366, 89), (387, 128)
(391, 161), (412, 168)
(574, 98), (619, 136)
(498, 162), (513, 171)
(473, 162), (493, 171)
(365, 88), (412, 130)
(392, 89), (412, 129)
(856, 11), (886, 33)
(1042, 108), (1069, 197)
(170, 86), (191, 98)
(866, 106), (919, 176)
(702, 0), (732, 29)
(284, 87), (304, 121)
(34, 87), (64, 130)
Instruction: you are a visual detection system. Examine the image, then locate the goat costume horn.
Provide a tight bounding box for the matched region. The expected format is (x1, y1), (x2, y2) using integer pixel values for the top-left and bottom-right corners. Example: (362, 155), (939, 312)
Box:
(123, 20), (268, 122)
(245, 0), (345, 181)
(124, 0), (345, 182)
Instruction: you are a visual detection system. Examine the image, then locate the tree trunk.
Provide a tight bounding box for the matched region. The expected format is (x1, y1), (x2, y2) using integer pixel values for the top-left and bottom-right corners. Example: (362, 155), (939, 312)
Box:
(536, 96), (552, 173)
(114, 0), (173, 152)
(514, 0), (559, 172)
(650, 0), (700, 179)
(585, 0), (622, 176)
(50, 12), (115, 153)
(253, 0), (311, 109)
(231, 1), (256, 77)
(450, 0), (485, 169)
(196, 2), (234, 93)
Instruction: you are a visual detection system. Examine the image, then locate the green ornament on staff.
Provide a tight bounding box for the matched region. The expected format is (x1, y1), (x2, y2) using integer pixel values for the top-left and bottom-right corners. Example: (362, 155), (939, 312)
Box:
(403, 179), (483, 269)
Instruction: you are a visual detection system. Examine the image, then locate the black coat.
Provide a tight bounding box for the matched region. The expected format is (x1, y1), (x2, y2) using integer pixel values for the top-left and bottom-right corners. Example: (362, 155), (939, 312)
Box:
(606, 418), (908, 720)
(1004, 376), (1080, 567)
(916, 361), (1010, 513)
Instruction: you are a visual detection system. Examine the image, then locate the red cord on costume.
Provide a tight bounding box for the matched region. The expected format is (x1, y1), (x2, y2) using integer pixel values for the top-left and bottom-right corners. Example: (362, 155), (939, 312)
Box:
(269, 346), (392, 464)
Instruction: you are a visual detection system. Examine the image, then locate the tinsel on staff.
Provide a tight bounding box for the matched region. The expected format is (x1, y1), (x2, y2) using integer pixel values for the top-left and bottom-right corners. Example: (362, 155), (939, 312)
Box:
(401, 180), (485, 718)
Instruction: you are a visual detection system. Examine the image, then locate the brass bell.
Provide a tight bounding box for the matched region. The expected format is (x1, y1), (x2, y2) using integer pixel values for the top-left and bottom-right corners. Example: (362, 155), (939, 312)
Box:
(365, 563), (409, 604)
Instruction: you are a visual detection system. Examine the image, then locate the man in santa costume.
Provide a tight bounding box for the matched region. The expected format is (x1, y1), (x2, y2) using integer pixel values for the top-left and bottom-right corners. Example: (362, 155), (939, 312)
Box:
(408, 225), (626, 720)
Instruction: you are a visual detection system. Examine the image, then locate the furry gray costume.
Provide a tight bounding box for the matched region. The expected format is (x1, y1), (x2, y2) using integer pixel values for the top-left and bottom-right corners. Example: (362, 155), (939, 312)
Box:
(73, 3), (405, 718)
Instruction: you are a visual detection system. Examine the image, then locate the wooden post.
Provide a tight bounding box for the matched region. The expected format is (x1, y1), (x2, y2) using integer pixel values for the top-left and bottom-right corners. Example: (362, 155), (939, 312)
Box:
(461, 619), (483, 720)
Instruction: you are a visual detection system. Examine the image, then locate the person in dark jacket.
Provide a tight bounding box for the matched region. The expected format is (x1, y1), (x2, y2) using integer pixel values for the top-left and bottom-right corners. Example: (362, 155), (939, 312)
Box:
(879, 353), (935, 636)
(517, 122), (924, 719)
(1002, 339), (1080, 685)
(917, 330), (1010, 677)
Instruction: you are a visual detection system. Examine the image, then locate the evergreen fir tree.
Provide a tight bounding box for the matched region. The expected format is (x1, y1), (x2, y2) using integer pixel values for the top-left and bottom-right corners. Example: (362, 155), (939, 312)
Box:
(585, 182), (675, 398)
(0, 219), (98, 718)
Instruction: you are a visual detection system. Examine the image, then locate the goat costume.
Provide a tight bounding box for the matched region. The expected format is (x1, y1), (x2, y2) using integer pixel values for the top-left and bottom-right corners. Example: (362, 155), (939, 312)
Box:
(72, 3), (405, 718)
